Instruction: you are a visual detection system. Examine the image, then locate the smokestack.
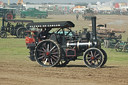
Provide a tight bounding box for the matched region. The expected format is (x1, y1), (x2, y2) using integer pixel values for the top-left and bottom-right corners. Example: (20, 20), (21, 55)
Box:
(91, 16), (97, 41)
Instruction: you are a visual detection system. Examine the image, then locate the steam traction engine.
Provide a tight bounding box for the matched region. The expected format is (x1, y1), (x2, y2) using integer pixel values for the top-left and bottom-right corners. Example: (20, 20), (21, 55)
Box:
(25, 17), (107, 68)
(0, 17), (33, 38)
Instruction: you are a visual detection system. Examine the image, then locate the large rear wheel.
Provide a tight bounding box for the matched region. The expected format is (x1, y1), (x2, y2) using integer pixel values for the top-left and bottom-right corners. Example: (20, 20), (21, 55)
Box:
(35, 40), (61, 67)
(83, 48), (104, 68)
(16, 27), (27, 38)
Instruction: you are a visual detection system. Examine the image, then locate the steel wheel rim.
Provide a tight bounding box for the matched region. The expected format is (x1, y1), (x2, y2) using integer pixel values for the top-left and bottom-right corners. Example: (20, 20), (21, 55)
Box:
(84, 48), (104, 68)
(100, 49), (107, 67)
(36, 40), (61, 67)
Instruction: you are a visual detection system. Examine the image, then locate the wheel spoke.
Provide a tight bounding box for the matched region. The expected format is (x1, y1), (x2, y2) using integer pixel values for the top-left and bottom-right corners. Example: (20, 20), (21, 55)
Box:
(51, 52), (59, 55)
(37, 49), (45, 53)
(42, 47), (46, 52)
(50, 46), (56, 52)
(50, 58), (54, 65)
(97, 56), (101, 59)
(88, 59), (92, 62)
(94, 51), (96, 57)
(90, 51), (94, 57)
(51, 56), (58, 61)
(95, 53), (100, 58)
(52, 48), (58, 52)
(86, 56), (91, 60)
(38, 56), (45, 60)
(48, 58), (51, 65)
(39, 52), (45, 56)
(52, 55), (59, 58)
(47, 43), (50, 51)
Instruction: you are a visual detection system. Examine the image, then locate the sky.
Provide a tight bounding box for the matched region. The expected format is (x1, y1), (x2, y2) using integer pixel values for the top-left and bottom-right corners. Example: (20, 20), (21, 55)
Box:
(1, 0), (128, 3)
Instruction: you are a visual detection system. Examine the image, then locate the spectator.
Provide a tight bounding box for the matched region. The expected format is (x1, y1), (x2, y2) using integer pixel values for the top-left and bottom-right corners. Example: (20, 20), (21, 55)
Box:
(76, 14), (79, 20)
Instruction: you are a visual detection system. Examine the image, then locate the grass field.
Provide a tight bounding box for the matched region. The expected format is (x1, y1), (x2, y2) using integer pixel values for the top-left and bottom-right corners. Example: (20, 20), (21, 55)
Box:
(0, 38), (128, 65)
(0, 15), (128, 85)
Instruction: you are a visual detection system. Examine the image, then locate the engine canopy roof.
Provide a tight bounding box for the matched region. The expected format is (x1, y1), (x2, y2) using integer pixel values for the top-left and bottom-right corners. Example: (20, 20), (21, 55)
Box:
(26, 21), (75, 29)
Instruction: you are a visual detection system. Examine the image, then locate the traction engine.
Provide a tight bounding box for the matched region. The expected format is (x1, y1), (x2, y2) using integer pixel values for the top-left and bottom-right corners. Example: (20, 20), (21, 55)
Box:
(25, 17), (107, 68)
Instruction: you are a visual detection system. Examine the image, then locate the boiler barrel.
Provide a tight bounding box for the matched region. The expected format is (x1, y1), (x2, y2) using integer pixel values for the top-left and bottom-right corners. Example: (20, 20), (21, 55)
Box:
(67, 42), (93, 49)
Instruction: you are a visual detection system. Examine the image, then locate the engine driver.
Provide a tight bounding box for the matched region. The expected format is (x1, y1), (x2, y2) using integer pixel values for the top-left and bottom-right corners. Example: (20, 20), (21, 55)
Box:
(38, 28), (51, 41)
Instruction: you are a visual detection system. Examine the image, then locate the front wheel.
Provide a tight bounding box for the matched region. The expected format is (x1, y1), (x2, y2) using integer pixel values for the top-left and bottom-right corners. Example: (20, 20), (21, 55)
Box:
(16, 27), (27, 38)
(0, 31), (7, 38)
(35, 40), (61, 67)
(83, 48), (104, 68)
(100, 49), (107, 67)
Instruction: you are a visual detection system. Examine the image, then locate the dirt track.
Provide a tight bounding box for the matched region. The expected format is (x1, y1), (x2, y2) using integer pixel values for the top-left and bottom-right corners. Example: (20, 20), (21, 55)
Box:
(0, 15), (128, 85)
(0, 60), (128, 85)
